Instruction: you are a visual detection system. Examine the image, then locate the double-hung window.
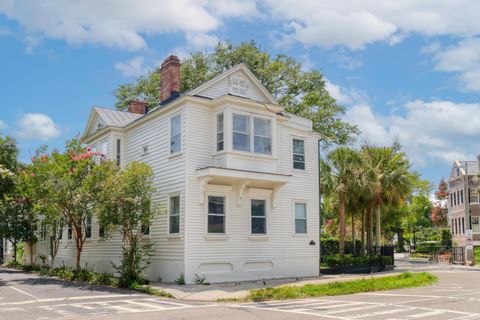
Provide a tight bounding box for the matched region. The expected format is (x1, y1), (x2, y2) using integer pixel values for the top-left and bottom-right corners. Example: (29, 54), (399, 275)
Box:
(217, 113), (224, 151)
(116, 139), (121, 165)
(86, 216), (92, 238)
(231, 77), (247, 96)
(254, 118), (271, 154)
(295, 203), (307, 234)
(233, 114), (272, 154)
(208, 196), (225, 233)
(68, 225), (72, 239)
(293, 139), (305, 169)
(169, 195), (180, 234)
(233, 114), (250, 151)
(251, 199), (266, 234)
(170, 115), (181, 154)
(472, 216), (480, 233)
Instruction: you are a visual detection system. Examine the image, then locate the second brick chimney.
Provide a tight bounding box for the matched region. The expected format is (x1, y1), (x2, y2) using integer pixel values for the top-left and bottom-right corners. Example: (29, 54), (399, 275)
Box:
(128, 100), (148, 114)
(160, 55), (180, 104)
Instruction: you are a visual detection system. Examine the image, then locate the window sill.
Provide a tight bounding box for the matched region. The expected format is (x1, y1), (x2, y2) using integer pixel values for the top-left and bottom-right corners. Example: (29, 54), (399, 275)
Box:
(249, 235), (269, 241)
(293, 233), (309, 237)
(167, 234), (182, 239)
(204, 234), (228, 241)
(169, 151), (184, 160)
(223, 150), (277, 160)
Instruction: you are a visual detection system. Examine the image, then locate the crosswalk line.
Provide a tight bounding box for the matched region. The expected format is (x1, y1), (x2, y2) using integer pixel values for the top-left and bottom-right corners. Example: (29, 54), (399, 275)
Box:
(407, 310), (445, 318)
(354, 308), (408, 318)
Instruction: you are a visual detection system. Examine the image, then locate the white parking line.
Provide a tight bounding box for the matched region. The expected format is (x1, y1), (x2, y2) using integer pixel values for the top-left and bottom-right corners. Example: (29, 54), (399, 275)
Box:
(407, 310), (445, 318)
(7, 286), (39, 299)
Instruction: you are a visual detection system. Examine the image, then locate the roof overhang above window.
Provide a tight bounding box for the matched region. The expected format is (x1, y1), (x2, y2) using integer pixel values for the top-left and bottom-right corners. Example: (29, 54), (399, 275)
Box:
(197, 167), (291, 208)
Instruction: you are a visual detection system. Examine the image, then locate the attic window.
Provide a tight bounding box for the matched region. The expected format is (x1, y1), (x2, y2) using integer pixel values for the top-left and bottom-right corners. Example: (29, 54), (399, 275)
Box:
(230, 77), (247, 96)
(96, 122), (103, 130)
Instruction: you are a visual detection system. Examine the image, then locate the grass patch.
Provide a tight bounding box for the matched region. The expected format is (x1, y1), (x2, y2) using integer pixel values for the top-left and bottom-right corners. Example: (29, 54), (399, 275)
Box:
(246, 272), (437, 302)
(129, 282), (174, 298)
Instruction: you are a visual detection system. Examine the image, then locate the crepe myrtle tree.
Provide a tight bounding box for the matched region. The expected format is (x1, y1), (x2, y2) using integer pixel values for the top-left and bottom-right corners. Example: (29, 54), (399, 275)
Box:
(91, 161), (157, 286)
(25, 139), (106, 269)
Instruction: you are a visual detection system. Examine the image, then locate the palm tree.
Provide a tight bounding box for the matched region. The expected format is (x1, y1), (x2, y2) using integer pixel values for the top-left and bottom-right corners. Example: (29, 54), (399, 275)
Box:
(321, 147), (362, 256)
(362, 144), (413, 247)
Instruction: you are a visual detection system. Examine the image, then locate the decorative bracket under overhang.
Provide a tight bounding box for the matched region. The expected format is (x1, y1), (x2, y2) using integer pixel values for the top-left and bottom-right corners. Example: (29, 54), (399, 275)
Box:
(236, 180), (251, 207)
(199, 176), (213, 205)
(271, 183), (282, 208)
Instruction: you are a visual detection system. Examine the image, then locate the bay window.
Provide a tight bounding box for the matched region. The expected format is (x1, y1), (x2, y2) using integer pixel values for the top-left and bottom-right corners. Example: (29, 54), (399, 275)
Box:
(232, 113), (272, 155)
(254, 118), (271, 154)
(217, 113), (224, 151)
(233, 114), (250, 151)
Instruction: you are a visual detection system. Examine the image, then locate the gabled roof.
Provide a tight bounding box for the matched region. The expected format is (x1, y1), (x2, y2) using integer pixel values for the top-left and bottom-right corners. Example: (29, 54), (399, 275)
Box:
(186, 63), (279, 105)
(83, 106), (143, 137)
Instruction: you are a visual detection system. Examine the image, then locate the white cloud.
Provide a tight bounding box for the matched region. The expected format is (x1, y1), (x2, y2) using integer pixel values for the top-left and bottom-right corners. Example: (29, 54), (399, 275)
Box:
(262, 0), (480, 50)
(431, 38), (480, 91)
(344, 100), (480, 167)
(0, 0), (221, 51)
(185, 32), (219, 50)
(17, 113), (60, 140)
(0, 120), (6, 129)
(115, 56), (151, 78)
(325, 80), (352, 105)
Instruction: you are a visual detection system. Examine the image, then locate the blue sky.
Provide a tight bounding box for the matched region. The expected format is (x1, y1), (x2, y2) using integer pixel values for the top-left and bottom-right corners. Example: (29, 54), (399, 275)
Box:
(1, 1), (480, 187)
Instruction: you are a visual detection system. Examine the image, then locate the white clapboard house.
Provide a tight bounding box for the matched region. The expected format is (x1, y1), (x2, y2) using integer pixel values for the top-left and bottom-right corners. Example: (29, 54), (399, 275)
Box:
(35, 55), (320, 284)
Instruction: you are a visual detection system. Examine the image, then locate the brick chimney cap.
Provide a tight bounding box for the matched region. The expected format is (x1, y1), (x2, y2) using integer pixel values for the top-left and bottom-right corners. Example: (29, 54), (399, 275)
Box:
(161, 55), (180, 68)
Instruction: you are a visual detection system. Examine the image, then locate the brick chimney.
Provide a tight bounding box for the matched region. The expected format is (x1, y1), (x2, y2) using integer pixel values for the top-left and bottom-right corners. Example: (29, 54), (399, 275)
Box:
(160, 55), (180, 104)
(128, 100), (148, 114)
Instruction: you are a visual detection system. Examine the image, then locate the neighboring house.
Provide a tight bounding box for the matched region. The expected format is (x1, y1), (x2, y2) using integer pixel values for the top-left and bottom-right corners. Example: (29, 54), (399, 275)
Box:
(447, 159), (480, 262)
(36, 55), (320, 284)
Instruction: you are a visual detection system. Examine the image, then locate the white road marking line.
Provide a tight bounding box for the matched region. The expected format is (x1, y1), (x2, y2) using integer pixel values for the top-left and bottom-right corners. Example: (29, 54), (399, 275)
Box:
(407, 310), (445, 318)
(0, 293), (143, 306)
(362, 292), (441, 298)
(7, 286), (39, 299)
(141, 298), (194, 307)
(325, 304), (385, 315)
(124, 300), (171, 310)
(354, 308), (407, 318)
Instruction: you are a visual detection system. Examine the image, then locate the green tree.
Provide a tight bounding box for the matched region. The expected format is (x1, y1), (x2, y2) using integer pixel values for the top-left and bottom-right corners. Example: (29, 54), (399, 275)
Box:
(25, 139), (105, 269)
(403, 194), (433, 248)
(321, 147), (362, 256)
(92, 161), (157, 286)
(362, 144), (414, 246)
(113, 41), (358, 146)
(0, 135), (17, 199)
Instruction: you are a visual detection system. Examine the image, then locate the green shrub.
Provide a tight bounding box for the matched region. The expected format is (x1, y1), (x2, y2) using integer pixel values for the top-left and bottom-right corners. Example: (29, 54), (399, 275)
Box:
(175, 272), (185, 285)
(382, 256), (393, 265)
(22, 263), (41, 272)
(2, 260), (22, 269)
(474, 247), (480, 265)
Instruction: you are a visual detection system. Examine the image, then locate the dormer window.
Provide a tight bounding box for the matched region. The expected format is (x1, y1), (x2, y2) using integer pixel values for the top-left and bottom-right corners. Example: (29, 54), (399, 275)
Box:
(230, 76), (247, 96)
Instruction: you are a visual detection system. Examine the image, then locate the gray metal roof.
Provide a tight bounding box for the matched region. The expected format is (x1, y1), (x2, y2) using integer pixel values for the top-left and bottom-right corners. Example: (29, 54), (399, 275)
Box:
(94, 106), (143, 127)
(458, 161), (480, 176)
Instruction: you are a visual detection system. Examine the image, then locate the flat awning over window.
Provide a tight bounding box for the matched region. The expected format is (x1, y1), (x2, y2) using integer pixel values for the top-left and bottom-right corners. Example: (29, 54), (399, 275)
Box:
(196, 167), (291, 207)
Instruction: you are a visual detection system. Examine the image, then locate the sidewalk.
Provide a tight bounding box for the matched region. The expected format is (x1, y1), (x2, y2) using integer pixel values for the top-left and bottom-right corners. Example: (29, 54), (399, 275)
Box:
(150, 270), (403, 301)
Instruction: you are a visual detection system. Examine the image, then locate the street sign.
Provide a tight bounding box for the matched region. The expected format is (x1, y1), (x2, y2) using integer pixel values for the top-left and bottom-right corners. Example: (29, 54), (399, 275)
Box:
(466, 245), (473, 250)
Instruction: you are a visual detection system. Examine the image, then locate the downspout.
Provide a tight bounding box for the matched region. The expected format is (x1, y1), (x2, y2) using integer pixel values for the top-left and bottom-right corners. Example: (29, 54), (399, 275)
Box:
(318, 139), (322, 276)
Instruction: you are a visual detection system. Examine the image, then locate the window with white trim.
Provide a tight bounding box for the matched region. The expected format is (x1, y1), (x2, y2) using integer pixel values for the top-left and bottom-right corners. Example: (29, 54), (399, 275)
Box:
(251, 199), (266, 234)
(295, 203), (307, 234)
(169, 195), (180, 234)
(40, 220), (47, 242)
(116, 139), (121, 165)
(253, 117), (271, 154)
(293, 139), (305, 169)
(472, 216), (480, 233)
(170, 115), (181, 154)
(230, 77), (247, 96)
(217, 113), (224, 151)
(470, 188), (478, 203)
(208, 196), (225, 234)
(86, 216), (92, 238)
(233, 114), (250, 152)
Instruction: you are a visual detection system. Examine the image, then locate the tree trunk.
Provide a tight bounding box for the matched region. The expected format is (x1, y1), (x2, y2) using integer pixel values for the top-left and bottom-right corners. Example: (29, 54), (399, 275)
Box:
(375, 203), (381, 247)
(351, 213), (356, 256)
(361, 209), (366, 257)
(12, 241), (17, 263)
(338, 192), (346, 256)
(29, 242), (34, 266)
(367, 207), (373, 255)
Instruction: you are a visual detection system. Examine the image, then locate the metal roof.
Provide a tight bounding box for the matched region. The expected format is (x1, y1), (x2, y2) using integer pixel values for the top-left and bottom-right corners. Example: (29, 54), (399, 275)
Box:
(458, 161), (480, 176)
(94, 106), (143, 127)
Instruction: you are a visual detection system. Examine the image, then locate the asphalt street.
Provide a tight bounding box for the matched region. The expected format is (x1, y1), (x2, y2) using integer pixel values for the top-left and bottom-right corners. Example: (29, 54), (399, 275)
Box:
(1, 257), (480, 319)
